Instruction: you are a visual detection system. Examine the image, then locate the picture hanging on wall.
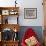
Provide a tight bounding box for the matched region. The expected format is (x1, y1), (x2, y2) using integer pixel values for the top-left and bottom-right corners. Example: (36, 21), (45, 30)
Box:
(24, 8), (37, 19)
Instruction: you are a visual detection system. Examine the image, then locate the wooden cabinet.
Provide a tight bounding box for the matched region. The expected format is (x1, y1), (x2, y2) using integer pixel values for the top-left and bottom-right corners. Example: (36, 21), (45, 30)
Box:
(0, 7), (20, 46)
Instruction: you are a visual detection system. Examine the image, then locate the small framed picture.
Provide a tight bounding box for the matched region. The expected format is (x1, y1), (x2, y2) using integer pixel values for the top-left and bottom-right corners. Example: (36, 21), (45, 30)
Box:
(24, 8), (37, 19)
(2, 10), (9, 15)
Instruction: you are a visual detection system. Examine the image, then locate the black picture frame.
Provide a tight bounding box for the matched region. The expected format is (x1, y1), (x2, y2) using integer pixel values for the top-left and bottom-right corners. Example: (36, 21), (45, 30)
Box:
(24, 8), (37, 19)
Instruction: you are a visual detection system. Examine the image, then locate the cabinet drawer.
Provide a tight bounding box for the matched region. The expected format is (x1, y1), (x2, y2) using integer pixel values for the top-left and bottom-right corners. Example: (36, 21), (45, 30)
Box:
(2, 41), (18, 46)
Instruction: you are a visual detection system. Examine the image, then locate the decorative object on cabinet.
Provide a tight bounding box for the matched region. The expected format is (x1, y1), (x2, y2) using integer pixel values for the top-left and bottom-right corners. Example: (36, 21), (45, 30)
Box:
(9, 9), (18, 15)
(2, 16), (8, 24)
(5, 17), (8, 24)
(24, 8), (37, 19)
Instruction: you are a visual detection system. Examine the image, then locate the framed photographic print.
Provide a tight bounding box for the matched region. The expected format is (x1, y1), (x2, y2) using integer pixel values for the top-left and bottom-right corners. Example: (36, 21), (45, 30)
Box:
(2, 10), (9, 15)
(24, 8), (37, 19)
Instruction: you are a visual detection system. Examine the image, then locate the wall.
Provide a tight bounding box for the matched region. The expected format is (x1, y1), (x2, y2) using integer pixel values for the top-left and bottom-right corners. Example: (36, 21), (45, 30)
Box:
(19, 0), (44, 26)
(0, 0), (44, 26)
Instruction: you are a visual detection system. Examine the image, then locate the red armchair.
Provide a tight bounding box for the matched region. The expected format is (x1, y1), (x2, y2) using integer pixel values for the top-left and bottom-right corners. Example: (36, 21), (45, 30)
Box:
(21, 28), (41, 46)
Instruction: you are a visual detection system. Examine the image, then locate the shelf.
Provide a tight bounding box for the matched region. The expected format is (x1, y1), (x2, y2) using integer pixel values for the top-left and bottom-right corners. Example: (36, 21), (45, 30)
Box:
(0, 24), (20, 32)
(2, 40), (19, 43)
(0, 7), (19, 16)
(0, 7), (19, 24)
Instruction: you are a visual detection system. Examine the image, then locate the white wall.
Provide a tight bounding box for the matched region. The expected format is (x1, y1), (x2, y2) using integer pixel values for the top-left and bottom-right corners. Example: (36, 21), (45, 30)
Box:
(0, 0), (44, 26)
(19, 0), (44, 26)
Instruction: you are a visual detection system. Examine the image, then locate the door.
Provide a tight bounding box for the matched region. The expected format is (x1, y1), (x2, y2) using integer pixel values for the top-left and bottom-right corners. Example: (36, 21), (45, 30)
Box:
(43, 0), (46, 46)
